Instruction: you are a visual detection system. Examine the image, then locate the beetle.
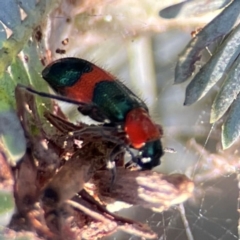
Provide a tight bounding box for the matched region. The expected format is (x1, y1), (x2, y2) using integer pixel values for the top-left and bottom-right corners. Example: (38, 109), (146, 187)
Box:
(20, 57), (164, 170)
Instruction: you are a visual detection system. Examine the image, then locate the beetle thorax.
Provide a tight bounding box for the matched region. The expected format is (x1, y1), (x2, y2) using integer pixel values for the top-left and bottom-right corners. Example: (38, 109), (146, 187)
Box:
(124, 108), (160, 149)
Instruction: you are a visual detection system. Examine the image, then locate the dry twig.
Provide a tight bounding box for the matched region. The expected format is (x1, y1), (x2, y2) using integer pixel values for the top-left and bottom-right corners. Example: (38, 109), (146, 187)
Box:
(2, 85), (194, 239)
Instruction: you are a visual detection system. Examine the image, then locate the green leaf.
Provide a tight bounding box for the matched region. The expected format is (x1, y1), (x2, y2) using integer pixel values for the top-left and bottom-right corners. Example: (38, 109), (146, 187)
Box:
(18, 0), (37, 15)
(222, 94), (240, 148)
(210, 54), (240, 123)
(0, 191), (14, 214)
(159, 0), (231, 19)
(175, 0), (240, 84)
(0, 110), (26, 166)
(0, 23), (7, 49)
(184, 23), (240, 106)
(0, 0), (60, 165)
(0, 0), (21, 30)
(10, 57), (32, 86)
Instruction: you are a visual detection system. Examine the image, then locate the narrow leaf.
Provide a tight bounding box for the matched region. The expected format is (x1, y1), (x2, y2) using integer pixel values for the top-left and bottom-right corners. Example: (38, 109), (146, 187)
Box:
(159, 0), (231, 19)
(210, 54), (240, 123)
(222, 93), (240, 148)
(175, 0), (240, 84)
(184, 23), (240, 105)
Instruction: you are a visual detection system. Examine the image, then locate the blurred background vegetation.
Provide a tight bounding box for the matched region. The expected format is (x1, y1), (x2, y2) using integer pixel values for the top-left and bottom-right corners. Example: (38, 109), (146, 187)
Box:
(0, 0), (239, 239)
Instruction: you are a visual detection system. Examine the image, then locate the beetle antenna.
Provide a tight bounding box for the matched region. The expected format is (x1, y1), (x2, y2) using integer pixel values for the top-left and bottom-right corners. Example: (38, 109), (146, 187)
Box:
(17, 84), (90, 108)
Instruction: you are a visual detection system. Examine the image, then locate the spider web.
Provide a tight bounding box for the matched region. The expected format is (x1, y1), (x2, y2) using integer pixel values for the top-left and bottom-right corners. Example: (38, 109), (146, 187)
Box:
(105, 29), (240, 240)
